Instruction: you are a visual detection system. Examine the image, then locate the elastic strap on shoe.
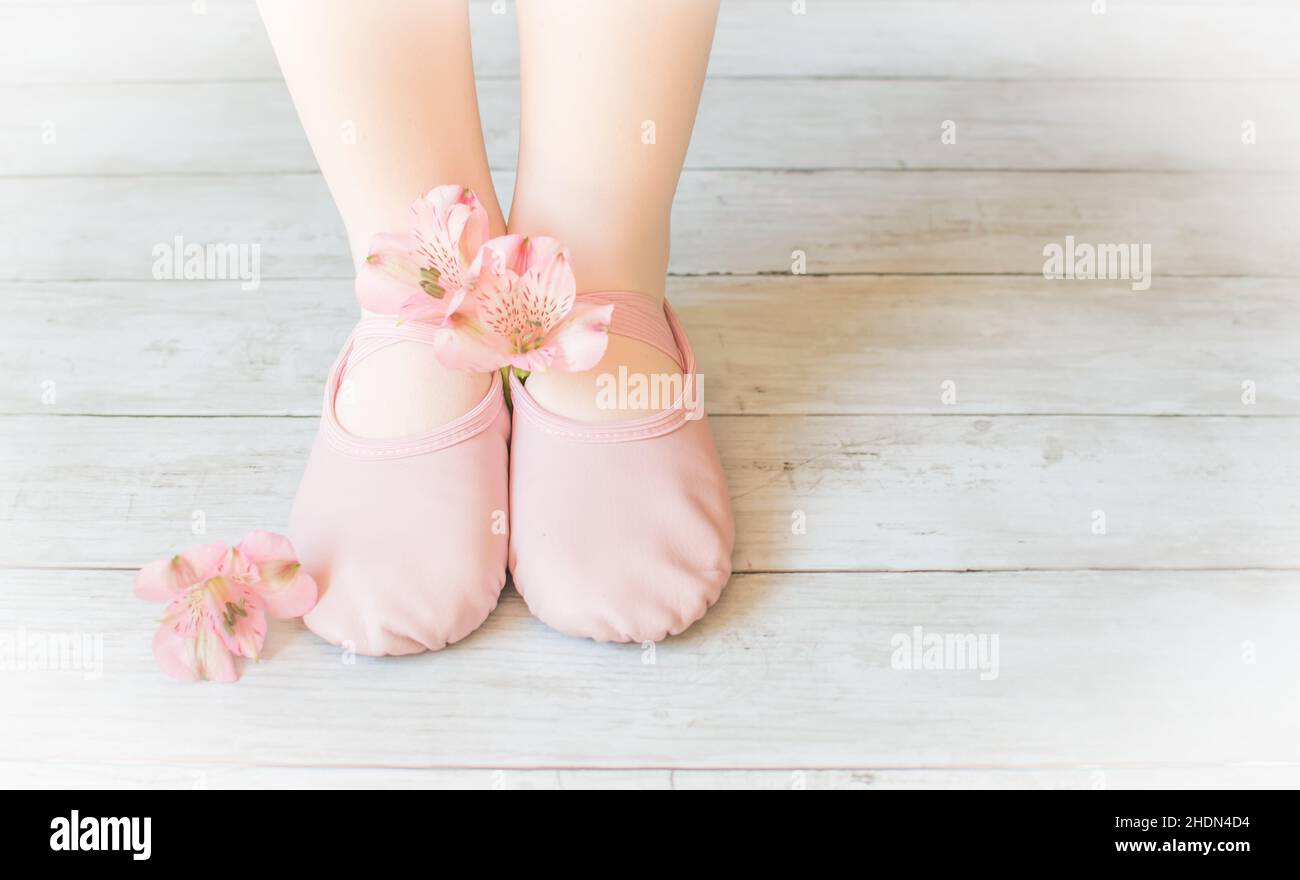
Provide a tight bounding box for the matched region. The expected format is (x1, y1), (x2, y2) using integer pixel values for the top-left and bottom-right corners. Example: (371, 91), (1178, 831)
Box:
(579, 290), (684, 370)
(320, 316), (504, 459)
(510, 291), (703, 443)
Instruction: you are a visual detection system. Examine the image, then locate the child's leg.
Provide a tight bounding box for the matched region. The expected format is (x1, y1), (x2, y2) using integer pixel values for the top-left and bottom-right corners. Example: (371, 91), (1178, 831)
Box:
(505, 0), (732, 644)
(508, 0), (720, 421)
(258, 0), (500, 436)
(262, 1), (513, 655)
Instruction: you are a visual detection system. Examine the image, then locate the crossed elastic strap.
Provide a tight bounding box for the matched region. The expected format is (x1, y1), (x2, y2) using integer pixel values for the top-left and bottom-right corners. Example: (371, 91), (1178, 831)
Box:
(510, 291), (703, 443)
(323, 290), (697, 454)
(580, 290), (684, 371)
(321, 317), (504, 459)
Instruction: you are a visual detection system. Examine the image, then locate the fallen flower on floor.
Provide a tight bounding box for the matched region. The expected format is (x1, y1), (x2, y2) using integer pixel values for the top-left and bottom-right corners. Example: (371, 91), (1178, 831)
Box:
(134, 530), (318, 682)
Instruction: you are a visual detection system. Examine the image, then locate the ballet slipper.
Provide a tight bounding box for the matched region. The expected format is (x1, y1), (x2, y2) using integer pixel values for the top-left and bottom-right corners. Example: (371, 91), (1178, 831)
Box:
(509, 292), (733, 643)
(289, 316), (509, 655)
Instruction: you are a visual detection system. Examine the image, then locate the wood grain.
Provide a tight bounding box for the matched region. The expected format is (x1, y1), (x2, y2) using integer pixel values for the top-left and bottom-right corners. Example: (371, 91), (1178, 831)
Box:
(3, 0), (1298, 788)
(4, 276), (1298, 417)
(6, 79), (1298, 175)
(5, 762), (1297, 791)
(5, 170), (1298, 280)
(1, 569), (1295, 768)
(3, 413), (1298, 571)
(3, 1), (1296, 84)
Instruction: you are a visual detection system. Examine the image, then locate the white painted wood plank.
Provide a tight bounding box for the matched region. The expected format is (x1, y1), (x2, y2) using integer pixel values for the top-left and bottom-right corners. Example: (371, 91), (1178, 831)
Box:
(3, 1), (1296, 84)
(3, 761), (1296, 791)
(5, 170), (1297, 279)
(713, 0), (1300, 80)
(7, 79), (1298, 175)
(5, 276), (1298, 417)
(3, 414), (1298, 570)
(1, 569), (1295, 767)
(5, 0), (1296, 785)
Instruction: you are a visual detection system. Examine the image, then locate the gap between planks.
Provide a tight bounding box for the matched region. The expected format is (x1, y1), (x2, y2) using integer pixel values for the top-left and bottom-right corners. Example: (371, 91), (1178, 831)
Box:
(6, 277), (1298, 417)
(6, 171), (1300, 278)
(7, 77), (1298, 175)
(3, 569), (1297, 766)
(5, 414), (1299, 571)
(4, 762), (1298, 792)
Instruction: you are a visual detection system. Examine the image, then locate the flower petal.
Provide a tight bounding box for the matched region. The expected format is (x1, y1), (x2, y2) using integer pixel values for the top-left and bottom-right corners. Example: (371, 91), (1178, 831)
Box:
(234, 529), (294, 566)
(521, 246), (577, 333)
(257, 563), (318, 618)
(396, 292), (446, 325)
(423, 184), (469, 211)
(356, 233), (421, 314)
(449, 201), (489, 268)
(475, 246), (575, 353)
(517, 236), (566, 275)
(152, 626), (201, 682)
(410, 186), (488, 293)
(134, 543), (229, 602)
(541, 301), (614, 373)
(195, 626), (240, 682)
(208, 578), (268, 660)
(467, 234), (527, 294)
(237, 529), (318, 619)
(504, 347), (557, 373)
(432, 311), (508, 373)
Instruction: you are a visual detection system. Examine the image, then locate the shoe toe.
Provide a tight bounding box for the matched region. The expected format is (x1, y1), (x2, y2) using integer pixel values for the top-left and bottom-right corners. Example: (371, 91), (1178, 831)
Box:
(510, 416), (733, 643)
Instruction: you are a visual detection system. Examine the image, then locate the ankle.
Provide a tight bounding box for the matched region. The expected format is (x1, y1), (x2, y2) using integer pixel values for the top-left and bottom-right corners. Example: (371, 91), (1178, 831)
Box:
(336, 340), (491, 440)
(525, 335), (682, 423)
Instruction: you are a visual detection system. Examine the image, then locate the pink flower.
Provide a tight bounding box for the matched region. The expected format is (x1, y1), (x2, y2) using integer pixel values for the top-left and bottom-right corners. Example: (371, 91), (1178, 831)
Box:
(434, 235), (613, 373)
(355, 185), (489, 320)
(355, 183), (613, 375)
(135, 531), (317, 683)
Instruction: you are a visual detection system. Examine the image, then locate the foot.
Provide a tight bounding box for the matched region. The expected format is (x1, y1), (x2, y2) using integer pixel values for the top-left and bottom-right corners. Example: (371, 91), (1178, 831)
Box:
(525, 327), (684, 423)
(290, 316), (510, 656)
(335, 311), (490, 438)
(508, 294), (733, 643)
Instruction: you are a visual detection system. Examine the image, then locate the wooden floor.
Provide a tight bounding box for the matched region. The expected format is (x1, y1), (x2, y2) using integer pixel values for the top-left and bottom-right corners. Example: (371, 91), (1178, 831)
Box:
(2, 0), (1299, 789)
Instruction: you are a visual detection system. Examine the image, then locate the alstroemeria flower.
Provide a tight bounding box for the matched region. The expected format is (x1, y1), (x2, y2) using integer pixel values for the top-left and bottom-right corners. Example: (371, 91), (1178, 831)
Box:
(135, 531), (317, 683)
(355, 185), (489, 320)
(433, 235), (614, 373)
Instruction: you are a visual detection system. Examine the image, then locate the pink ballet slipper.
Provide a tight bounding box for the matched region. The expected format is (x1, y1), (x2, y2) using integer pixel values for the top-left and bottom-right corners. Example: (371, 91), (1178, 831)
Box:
(289, 317), (510, 656)
(508, 292), (734, 643)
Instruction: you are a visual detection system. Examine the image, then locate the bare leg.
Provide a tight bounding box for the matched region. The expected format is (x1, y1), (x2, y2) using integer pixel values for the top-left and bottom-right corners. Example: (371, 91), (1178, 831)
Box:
(258, 0), (499, 436)
(509, 0), (720, 420)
